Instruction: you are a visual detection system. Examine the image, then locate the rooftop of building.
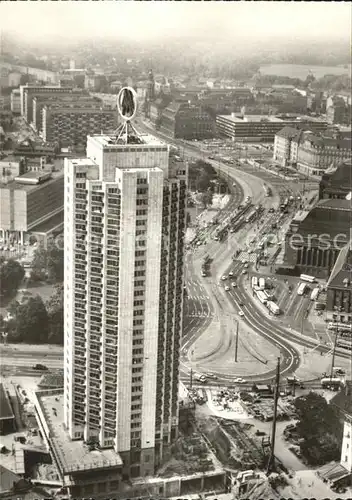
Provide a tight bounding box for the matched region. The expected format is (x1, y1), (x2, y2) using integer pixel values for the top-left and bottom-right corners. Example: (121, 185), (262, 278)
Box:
(218, 113), (326, 124)
(35, 391), (123, 475)
(321, 159), (352, 186)
(291, 198), (352, 237)
(327, 240), (352, 290)
(300, 131), (351, 149)
(88, 132), (168, 149)
(276, 126), (303, 140)
(0, 169), (63, 192)
(0, 383), (14, 420)
(0, 464), (21, 493)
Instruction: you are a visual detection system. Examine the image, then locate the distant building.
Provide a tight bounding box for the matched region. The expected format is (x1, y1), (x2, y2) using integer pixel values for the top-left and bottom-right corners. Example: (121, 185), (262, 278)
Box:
(32, 92), (93, 132)
(326, 240), (352, 323)
(319, 160), (352, 199)
(326, 97), (351, 126)
(158, 102), (215, 140)
(20, 84), (74, 123)
(10, 88), (21, 114)
(283, 199), (352, 278)
(0, 169), (64, 244)
(42, 103), (117, 149)
(217, 113), (327, 143)
(273, 126), (303, 166)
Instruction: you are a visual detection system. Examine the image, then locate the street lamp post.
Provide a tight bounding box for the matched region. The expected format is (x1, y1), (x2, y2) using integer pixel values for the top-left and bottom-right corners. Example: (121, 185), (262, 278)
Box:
(235, 321), (239, 363)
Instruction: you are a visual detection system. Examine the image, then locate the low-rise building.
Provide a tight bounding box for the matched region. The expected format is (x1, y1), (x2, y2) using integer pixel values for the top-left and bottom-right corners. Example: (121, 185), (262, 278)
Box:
(13, 138), (59, 158)
(216, 113), (327, 143)
(283, 199), (352, 278)
(0, 169), (64, 244)
(319, 160), (352, 200)
(326, 240), (352, 323)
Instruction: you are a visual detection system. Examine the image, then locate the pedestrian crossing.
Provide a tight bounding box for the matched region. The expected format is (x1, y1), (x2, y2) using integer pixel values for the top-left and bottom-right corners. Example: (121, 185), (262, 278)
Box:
(186, 312), (213, 318)
(235, 251), (257, 263)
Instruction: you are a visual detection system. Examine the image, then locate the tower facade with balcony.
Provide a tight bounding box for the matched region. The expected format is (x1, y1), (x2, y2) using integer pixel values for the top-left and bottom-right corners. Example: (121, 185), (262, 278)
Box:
(64, 122), (187, 477)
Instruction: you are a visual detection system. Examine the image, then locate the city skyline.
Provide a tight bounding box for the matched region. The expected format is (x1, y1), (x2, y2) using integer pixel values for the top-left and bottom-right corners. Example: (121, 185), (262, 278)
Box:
(1, 2), (351, 43)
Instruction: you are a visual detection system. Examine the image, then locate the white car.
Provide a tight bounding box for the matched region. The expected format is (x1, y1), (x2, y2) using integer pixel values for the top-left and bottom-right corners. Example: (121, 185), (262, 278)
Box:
(236, 377), (245, 383)
(244, 263), (249, 268)
(229, 271), (234, 277)
(238, 310), (244, 317)
(221, 275), (227, 281)
(225, 285), (230, 291)
(232, 282), (237, 288)
(242, 270), (247, 275)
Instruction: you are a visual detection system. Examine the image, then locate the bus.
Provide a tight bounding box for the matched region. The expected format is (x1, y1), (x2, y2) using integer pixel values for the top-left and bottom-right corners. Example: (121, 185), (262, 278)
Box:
(328, 322), (352, 332)
(310, 287), (320, 301)
(321, 377), (344, 389)
(267, 301), (280, 315)
(245, 210), (257, 224)
(297, 282), (307, 296)
(258, 278), (266, 290)
(300, 274), (316, 283)
(336, 339), (352, 351)
(256, 290), (267, 304)
(251, 276), (258, 289)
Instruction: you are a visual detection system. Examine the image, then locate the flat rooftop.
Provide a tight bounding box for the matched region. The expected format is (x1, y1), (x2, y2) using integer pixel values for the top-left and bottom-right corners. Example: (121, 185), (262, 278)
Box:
(89, 133), (167, 148)
(218, 114), (326, 124)
(0, 170), (63, 192)
(36, 391), (123, 475)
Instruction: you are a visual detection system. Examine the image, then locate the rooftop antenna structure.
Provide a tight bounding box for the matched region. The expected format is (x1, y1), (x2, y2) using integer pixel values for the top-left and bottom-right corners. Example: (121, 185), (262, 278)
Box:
(114, 86), (140, 144)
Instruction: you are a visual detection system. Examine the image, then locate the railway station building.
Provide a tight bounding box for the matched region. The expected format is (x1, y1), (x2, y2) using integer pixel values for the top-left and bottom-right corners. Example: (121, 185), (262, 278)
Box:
(283, 199), (352, 278)
(326, 240), (352, 323)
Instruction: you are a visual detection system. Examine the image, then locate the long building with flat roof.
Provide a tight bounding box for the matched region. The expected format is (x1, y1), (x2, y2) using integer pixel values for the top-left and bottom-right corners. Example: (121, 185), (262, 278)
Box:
(216, 113), (327, 142)
(0, 169), (64, 244)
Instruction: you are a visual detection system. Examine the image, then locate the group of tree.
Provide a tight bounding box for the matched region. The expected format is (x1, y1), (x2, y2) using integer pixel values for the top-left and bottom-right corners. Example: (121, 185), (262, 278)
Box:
(0, 259), (25, 298)
(30, 239), (64, 283)
(4, 284), (64, 345)
(293, 392), (343, 466)
(188, 160), (218, 192)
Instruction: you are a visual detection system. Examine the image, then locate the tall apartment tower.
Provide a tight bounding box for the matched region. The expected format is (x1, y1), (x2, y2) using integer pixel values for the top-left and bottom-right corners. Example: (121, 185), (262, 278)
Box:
(64, 88), (187, 477)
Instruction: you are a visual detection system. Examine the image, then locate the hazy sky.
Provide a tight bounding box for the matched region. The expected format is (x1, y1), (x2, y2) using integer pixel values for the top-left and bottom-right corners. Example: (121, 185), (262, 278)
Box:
(1, 1), (351, 43)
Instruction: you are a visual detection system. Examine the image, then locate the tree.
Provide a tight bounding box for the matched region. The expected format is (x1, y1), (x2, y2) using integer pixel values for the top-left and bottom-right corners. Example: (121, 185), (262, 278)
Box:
(0, 260), (25, 298)
(293, 392), (343, 466)
(31, 239), (64, 283)
(11, 295), (50, 344)
(46, 284), (64, 345)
